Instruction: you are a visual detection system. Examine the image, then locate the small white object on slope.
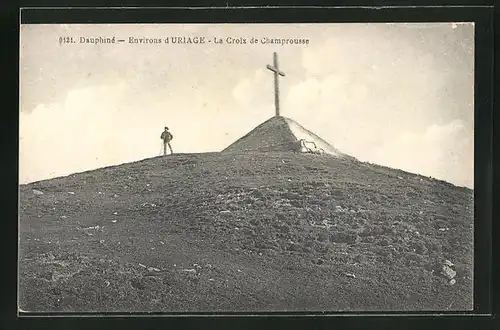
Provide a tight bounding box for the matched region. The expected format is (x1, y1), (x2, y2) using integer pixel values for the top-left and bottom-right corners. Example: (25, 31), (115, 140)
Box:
(148, 267), (161, 272)
(181, 268), (196, 273)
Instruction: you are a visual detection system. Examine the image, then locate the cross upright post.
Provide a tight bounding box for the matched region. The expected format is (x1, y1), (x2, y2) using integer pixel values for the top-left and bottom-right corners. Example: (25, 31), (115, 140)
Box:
(266, 52), (286, 117)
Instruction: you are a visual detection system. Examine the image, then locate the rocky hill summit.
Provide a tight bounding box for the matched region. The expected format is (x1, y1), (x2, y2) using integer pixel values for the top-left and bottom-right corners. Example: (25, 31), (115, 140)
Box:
(19, 150), (473, 312)
(223, 116), (355, 160)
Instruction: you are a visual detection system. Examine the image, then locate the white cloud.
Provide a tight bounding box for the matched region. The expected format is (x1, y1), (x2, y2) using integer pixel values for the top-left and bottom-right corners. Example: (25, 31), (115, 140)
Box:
(232, 78), (254, 106)
(232, 68), (269, 105)
(19, 83), (131, 183)
(367, 119), (473, 187)
(286, 78), (322, 110)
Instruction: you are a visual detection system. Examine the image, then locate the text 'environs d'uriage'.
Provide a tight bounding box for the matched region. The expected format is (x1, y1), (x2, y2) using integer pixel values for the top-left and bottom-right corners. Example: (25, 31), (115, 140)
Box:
(61, 36), (310, 46)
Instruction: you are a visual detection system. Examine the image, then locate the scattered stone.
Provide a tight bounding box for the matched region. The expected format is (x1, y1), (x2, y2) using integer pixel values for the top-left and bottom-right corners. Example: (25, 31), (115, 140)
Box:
(148, 267), (161, 272)
(441, 260), (457, 282)
(443, 267), (456, 280)
(85, 225), (103, 230)
(397, 176), (403, 180)
(181, 268), (196, 273)
(99, 240), (105, 244)
(61, 216), (68, 219)
(32, 189), (44, 195)
(138, 263), (147, 268)
(345, 273), (356, 279)
(68, 192), (75, 195)
(113, 212), (118, 215)
(220, 210), (231, 214)
(111, 220), (117, 223)
(444, 260), (454, 267)
(321, 219), (332, 229)
(209, 278), (214, 281)
(449, 279), (456, 285)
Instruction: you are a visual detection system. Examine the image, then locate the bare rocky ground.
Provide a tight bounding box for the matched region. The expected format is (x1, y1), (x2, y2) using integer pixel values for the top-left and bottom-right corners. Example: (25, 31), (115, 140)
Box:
(19, 152), (474, 312)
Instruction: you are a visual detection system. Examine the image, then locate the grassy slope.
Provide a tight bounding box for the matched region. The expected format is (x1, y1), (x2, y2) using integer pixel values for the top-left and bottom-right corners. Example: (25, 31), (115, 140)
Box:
(19, 152), (474, 312)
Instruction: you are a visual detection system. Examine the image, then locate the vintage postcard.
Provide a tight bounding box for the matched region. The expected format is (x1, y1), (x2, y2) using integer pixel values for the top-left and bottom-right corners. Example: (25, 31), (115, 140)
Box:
(19, 22), (474, 313)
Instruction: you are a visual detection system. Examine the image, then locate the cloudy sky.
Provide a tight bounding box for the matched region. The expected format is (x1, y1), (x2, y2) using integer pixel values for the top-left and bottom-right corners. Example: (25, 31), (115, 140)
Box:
(20, 23), (474, 188)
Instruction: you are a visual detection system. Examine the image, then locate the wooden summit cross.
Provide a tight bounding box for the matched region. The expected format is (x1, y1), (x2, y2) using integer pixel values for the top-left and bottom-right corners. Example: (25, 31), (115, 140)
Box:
(266, 52), (286, 117)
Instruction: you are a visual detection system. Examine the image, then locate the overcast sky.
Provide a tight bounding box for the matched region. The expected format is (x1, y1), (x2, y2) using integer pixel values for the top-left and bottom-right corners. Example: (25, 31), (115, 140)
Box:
(20, 23), (474, 188)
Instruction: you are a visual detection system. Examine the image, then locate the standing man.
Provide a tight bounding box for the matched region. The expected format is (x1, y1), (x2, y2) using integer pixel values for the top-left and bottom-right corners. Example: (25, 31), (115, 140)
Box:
(160, 126), (173, 155)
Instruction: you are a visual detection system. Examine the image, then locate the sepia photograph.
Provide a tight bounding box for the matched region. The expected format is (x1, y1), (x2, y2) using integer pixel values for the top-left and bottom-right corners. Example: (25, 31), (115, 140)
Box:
(19, 22), (474, 313)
